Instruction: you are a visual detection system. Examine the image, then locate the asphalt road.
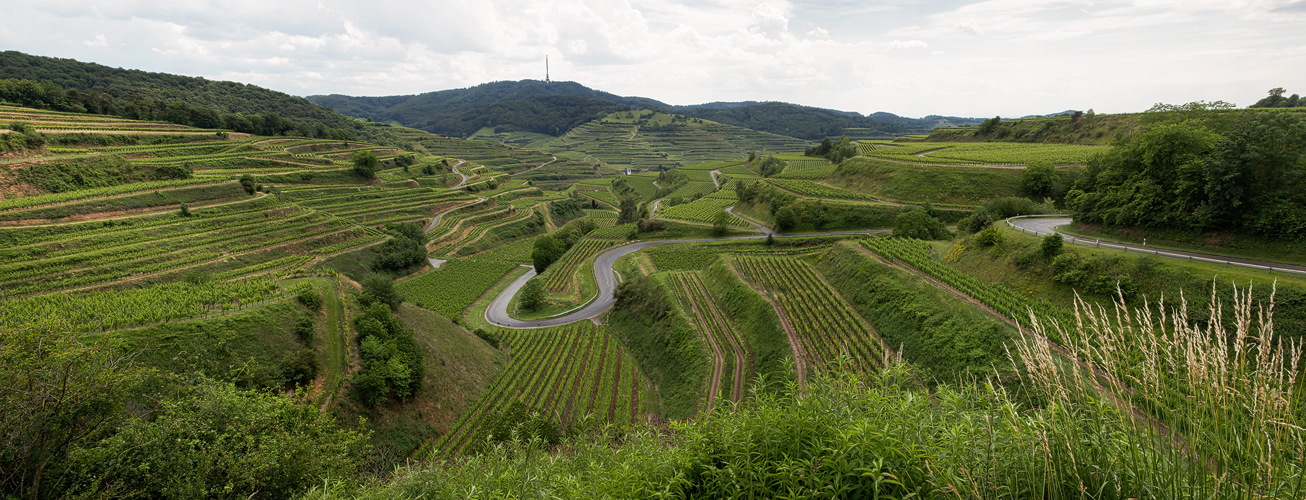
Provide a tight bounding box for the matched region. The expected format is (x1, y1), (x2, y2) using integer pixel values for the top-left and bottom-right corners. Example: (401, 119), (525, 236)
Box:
(484, 210), (892, 328)
(1009, 217), (1306, 274)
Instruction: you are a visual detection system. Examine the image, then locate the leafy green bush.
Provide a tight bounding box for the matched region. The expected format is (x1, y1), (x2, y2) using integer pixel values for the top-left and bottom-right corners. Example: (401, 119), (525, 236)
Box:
(350, 304), (423, 407)
(70, 381), (367, 500)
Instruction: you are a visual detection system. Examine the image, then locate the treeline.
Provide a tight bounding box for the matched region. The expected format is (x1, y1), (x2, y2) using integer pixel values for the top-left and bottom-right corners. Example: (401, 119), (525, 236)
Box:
(421, 95), (626, 137)
(677, 102), (926, 140)
(309, 80), (661, 136)
(1250, 87), (1304, 108)
(0, 51), (403, 145)
(736, 180), (968, 232)
(1069, 104), (1306, 241)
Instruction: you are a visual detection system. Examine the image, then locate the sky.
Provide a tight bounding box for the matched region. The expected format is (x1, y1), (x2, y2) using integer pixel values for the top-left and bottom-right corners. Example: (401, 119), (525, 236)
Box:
(2, 0), (1304, 118)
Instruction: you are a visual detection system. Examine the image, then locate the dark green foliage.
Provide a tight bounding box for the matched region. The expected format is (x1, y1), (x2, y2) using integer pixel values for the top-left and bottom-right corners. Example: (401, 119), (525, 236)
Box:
(0, 121), (44, 152)
(531, 234), (566, 273)
(804, 135), (857, 163)
(352, 151), (379, 179)
(548, 198), (586, 225)
(0, 52), (395, 145)
(608, 275), (707, 418)
(977, 115), (1002, 135)
(297, 288), (323, 310)
(1041, 233), (1064, 257)
(68, 381), (367, 500)
(0, 329), (153, 499)
(893, 208), (950, 240)
(519, 278), (545, 311)
(974, 226), (1005, 247)
(350, 304), (424, 407)
(711, 208), (729, 236)
(1249, 87), (1303, 108)
(372, 222), (427, 273)
(239, 174), (257, 195)
(752, 155), (786, 178)
(1069, 111), (1306, 241)
(964, 209), (992, 234)
(679, 102), (954, 140)
(178, 202), (191, 217)
(1021, 160), (1057, 198)
(359, 274), (403, 312)
(472, 328), (500, 349)
(813, 244), (1013, 380)
(740, 182), (969, 233)
(982, 196), (1040, 219)
(16, 155), (190, 193)
(282, 348), (319, 385)
(294, 316), (316, 344)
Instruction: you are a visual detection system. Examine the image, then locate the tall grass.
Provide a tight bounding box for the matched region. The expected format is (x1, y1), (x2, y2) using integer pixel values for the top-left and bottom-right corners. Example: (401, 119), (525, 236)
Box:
(307, 283), (1303, 499)
(1012, 282), (1304, 499)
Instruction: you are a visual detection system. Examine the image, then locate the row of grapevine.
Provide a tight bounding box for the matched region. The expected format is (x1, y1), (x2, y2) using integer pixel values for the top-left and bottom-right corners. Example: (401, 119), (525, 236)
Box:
(0, 277), (290, 333)
(396, 259), (518, 320)
(541, 238), (615, 293)
(434, 324), (645, 457)
(765, 179), (879, 201)
(734, 255), (885, 373)
(657, 197), (748, 226)
(860, 237), (1073, 338)
(774, 165), (837, 180)
(668, 272), (747, 408)
(0, 178), (223, 213)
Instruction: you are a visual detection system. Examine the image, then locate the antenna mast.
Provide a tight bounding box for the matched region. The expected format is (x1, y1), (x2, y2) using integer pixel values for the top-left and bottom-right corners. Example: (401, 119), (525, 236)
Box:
(546, 56), (550, 84)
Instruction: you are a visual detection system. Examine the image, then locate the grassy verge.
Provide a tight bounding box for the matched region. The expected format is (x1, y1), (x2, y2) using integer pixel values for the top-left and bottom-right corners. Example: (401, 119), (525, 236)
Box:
(700, 258), (792, 387)
(944, 225), (1306, 342)
(461, 265), (532, 332)
(604, 273), (709, 418)
(808, 242), (1016, 381)
(1060, 221), (1306, 267)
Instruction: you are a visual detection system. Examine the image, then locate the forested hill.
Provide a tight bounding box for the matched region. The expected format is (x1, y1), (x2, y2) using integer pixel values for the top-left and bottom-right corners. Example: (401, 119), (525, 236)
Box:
(309, 80), (665, 134)
(0, 51), (403, 146)
(310, 80), (980, 141)
(674, 102), (984, 140)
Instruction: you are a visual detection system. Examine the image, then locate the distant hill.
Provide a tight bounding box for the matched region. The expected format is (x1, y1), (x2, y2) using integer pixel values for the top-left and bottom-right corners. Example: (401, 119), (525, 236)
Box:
(675, 103), (984, 140)
(310, 80), (980, 141)
(0, 51), (403, 147)
(309, 80), (664, 135)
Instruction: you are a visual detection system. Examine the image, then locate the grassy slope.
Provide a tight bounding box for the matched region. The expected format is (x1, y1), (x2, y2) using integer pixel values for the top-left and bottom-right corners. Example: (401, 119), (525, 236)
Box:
(926, 112), (1142, 144)
(825, 157), (1025, 206)
(1061, 221), (1306, 267)
(944, 226), (1306, 343)
(809, 242), (1016, 381)
(700, 259), (793, 386)
(604, 273), (709, 419)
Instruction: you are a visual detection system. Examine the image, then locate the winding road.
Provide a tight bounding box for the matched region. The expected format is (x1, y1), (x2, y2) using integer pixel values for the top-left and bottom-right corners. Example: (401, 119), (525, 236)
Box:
(1009, 217), (1306, 275)
(485, 206), (893, 328)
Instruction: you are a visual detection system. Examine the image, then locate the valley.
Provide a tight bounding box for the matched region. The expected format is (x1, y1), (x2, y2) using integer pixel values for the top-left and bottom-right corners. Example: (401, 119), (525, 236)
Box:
(2, 53), (1304, 499)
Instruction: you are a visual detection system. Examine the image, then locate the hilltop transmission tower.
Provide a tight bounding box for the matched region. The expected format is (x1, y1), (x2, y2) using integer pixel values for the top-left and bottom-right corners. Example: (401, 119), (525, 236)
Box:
(545, 56), (551, 84)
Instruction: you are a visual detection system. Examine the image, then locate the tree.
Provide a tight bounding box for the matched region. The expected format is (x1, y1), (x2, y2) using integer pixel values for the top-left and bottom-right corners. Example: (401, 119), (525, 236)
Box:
(1021, 161), (1057, 198)
(531, 235), (566, 273)
(352, 150), (379, 179)
(712, 208), (730, 236)
(978, 116), (1002, 135)
(359, 274), (403, 312)
(239, 174), (256, 195)
(1, 330), (153, 499)
(1041, 233), (1064, 257)
(774, 206), (799, 232)
(519, 278), (545, 312)
(893, 208), (949, 240)
(68, 381), (368, 500)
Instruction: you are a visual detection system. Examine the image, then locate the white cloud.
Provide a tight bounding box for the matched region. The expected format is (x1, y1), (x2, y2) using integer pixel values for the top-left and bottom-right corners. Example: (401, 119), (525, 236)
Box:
(888, 39), (928, 50)
(0, 0), (1300, 117)
(83, 33), (108, 47)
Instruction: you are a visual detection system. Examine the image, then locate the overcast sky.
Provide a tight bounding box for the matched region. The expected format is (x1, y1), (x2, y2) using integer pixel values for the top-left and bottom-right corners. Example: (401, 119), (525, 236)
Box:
(3, 0), (1304, 117)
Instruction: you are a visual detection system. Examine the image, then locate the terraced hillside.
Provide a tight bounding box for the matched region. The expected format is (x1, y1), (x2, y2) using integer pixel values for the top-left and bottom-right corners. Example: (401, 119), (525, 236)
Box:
(433, 324), (649, 457)
(539, 110), (808, 172)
